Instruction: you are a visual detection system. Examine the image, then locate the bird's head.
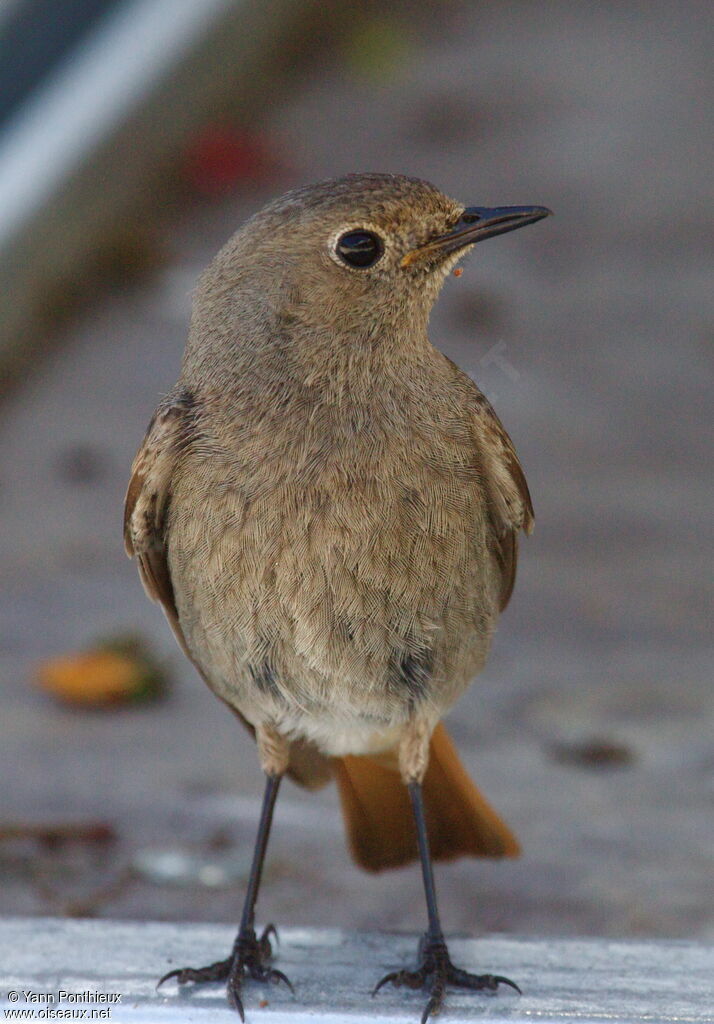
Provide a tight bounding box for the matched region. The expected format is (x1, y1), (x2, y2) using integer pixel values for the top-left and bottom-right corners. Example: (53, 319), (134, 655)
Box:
(192, 173), (550, 349)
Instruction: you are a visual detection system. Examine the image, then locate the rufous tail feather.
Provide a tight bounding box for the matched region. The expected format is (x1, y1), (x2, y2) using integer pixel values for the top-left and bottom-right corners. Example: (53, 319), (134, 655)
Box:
(334, 722), (519, 872)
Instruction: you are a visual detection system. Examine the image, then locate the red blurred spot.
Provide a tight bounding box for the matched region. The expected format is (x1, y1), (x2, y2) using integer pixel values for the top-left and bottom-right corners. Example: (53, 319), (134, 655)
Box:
(182, 126), (278, 196)
(453, 267), (463, 277)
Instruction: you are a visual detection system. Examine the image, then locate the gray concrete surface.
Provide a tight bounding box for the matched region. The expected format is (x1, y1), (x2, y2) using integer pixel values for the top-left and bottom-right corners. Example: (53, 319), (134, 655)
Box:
(2, 918), (713, 1023)
(1, 1), (712, 943)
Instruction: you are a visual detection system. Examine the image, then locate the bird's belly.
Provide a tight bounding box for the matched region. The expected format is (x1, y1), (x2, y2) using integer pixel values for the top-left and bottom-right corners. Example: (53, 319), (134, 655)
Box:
(271, 713), (403, 758)
(168, 467), (498, 739)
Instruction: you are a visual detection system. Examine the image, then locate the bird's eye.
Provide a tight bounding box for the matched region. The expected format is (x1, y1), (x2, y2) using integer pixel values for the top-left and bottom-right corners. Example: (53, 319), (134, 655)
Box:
(335, 230), (384, 269)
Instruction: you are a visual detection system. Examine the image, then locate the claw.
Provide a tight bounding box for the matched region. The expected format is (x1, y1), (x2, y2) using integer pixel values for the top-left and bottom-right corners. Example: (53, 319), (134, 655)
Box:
(373, 933), (520, 1021)
(262, 923), (279, 946)
(420, 994), (439, 1024)
(227, 983), (245, 1023)
(267, 968), (294, 993)
(372, 971), (400, 996)
(493, 974), (521, 994)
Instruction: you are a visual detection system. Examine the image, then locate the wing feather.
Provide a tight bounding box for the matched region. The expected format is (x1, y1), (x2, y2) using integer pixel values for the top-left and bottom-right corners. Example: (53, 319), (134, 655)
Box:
(474, 397), (534, 610)
(124, 398), (186, 641)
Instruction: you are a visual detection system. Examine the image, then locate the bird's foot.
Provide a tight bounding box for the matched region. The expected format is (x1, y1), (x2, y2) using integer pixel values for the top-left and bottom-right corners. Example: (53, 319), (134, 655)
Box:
(158, 924), (293, 1020)
(373, 932), (520, 1024)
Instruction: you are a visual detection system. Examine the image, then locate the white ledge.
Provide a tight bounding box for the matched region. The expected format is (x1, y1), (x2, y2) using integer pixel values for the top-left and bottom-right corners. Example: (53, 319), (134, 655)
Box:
(1, 917), (712, 1023)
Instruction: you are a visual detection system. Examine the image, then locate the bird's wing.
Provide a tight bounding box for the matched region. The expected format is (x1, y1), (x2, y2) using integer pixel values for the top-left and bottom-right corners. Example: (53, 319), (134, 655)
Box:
(124, 393), (260, 740)
(472, 395), (534, 611)
(123, 395), (190, 647)
(124, 392), (333, 790)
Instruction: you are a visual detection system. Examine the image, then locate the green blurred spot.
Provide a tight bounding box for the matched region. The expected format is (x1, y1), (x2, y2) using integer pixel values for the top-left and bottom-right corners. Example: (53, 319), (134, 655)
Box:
(96, 632), (170, 703)
(344, 17), (413, 82)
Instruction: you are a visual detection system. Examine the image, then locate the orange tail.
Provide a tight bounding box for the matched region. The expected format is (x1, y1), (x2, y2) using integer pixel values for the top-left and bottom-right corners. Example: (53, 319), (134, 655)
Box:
(334, 722), (520, 873)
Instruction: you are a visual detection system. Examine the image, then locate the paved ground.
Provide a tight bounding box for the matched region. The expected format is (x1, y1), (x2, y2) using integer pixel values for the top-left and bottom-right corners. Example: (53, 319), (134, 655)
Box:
(1, 1), (712, 943)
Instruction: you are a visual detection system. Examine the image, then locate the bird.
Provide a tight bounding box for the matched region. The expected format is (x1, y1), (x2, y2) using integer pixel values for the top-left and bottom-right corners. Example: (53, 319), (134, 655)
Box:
(124, 172), (550, 1022)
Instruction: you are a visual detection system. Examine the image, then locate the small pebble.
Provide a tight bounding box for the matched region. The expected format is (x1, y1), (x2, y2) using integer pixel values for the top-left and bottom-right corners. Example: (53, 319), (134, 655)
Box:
(550, 737), (636, 769)
(132, 847), (252, 887)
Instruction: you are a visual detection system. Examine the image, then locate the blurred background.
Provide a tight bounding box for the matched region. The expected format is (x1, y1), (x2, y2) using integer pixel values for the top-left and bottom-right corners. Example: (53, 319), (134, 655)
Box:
(1, 0), (712, 940)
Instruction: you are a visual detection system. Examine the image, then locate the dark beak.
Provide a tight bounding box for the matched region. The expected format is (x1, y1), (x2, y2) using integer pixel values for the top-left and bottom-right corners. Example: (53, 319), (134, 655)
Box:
(403, 205), (552, 266)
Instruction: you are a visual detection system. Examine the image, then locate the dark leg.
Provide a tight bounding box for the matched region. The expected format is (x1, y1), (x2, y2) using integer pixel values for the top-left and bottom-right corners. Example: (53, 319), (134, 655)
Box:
(158, 772), (292, 1020)
(374, 780), (520, 1023)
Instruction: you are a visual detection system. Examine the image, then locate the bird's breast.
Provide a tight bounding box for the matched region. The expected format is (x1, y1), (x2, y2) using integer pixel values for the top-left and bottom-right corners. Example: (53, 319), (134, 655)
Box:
(167, 398), (499, 735)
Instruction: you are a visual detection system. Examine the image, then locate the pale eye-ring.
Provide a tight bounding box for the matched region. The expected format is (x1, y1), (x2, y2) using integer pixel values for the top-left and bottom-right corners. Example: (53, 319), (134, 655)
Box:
(335, 230), (384, 269)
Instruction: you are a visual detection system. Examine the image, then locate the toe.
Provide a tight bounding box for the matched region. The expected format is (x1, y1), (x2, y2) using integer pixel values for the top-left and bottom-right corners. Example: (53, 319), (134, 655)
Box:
(157, 958), (231, 988)
(448, 965), (521, 994)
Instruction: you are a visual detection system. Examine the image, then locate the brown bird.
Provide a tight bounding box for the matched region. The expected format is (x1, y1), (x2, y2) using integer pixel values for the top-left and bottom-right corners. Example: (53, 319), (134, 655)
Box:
(124, 173), (550, 1021)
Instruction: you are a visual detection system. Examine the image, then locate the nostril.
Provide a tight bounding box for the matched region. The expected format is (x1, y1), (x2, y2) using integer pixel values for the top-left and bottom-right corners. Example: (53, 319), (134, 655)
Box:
(460, 212), (481, 224)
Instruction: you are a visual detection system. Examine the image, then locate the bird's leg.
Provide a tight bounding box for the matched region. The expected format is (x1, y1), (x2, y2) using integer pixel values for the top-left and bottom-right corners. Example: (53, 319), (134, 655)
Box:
(373, 720), (520, 1024)
(159, 725), (293, 1020)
